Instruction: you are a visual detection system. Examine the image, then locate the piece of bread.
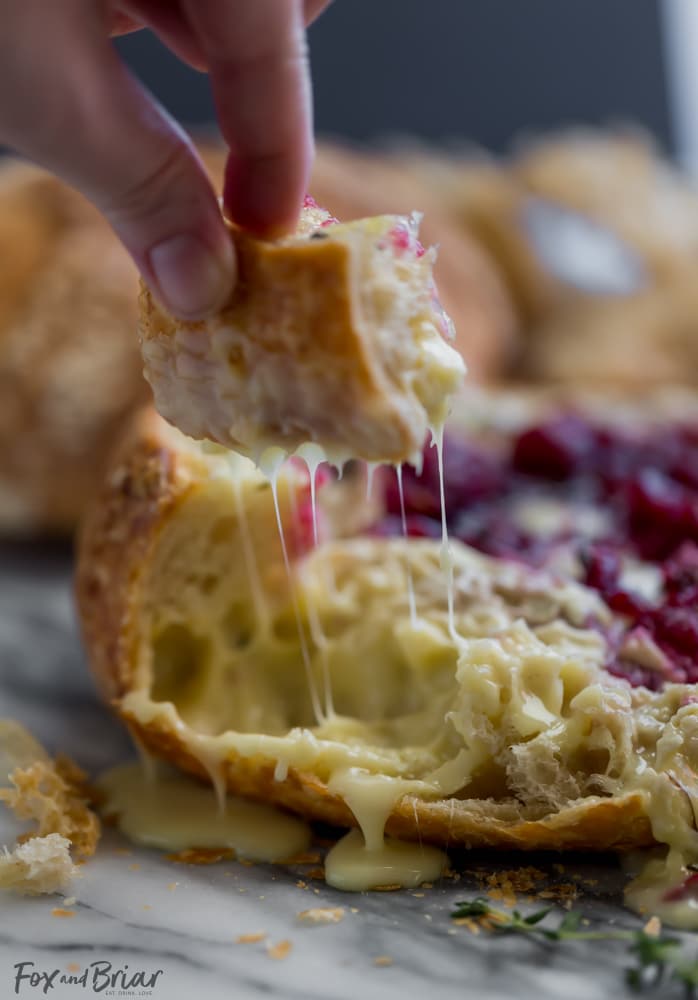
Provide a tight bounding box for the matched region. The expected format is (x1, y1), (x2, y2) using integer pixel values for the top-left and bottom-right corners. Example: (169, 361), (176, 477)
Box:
(0, 719), (100, 859)
(311, 143), (519, 378)
(0, 834), (76, 896)
(139, 201), (465, 465)
(0, 719), (100, 895)
(76, 399), (698, 856)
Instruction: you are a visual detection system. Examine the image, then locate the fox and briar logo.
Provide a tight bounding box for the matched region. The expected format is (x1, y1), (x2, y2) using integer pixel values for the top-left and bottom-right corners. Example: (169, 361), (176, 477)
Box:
(13, 961), (164, 996)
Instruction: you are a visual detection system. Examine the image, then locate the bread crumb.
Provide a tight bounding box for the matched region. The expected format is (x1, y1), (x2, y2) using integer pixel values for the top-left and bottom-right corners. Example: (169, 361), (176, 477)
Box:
(66, 963), (80, 973)
(0, 754), (100, 858)
(267, 939), (292, 960)
(412, 892), (425, 898)
(128, 863), (141, 871)
(295, 880), (307, 889)
(142, 904), (151, 911)
(280, 851), (321, 865)
(63, 896), (76, 906)
(644, 916), (662, 938)
(51, 907), (75, 918)
(166, 848), (234, 865)
(373, 956), (393, 967)
(166, 882), (179, 891)
(297, 907), (345, 925)
(236, 932), (267, 944)
(0, 834), (76, 895)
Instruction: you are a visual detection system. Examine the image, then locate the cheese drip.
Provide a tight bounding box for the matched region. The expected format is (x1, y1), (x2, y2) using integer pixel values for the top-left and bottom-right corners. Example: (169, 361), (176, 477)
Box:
(431, 423), (456, 639)
(396, 464), (418, 627)
(98, 762), (310, 862)
(325, 769), (446, 891)
(296, 443), (335, 719)
(259, 446), (324, 726)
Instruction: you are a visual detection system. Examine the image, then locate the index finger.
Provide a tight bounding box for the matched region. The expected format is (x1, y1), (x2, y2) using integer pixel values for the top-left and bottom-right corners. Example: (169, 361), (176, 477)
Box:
(182, 0), (312, 236)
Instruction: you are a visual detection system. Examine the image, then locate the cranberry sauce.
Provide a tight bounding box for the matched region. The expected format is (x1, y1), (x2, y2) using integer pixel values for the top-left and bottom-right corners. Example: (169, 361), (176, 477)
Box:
(376, 414), (698, 687)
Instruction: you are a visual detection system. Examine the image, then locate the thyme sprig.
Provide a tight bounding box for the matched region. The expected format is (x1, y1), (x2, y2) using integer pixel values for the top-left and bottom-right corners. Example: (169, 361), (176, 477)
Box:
(452, 897), (698, 994)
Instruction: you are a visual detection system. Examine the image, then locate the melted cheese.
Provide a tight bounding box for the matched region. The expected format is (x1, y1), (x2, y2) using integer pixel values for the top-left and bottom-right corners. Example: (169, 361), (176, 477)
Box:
(325, 830), (445, 892)
(98, 762), (310, 862)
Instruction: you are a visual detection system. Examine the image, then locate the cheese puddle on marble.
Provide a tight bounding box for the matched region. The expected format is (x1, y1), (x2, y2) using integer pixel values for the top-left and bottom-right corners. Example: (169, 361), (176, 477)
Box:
(325, 768), (447, 891)
(325, 829), (445, 892)
(98, 762), (310, 862)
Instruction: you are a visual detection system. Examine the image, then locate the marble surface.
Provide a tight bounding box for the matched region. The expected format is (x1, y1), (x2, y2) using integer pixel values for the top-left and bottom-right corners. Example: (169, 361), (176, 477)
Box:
(0, 541), (695, 1000)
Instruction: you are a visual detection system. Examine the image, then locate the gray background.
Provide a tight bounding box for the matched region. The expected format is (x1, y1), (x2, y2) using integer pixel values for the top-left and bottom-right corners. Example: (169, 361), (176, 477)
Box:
(116, 0), (673, 154)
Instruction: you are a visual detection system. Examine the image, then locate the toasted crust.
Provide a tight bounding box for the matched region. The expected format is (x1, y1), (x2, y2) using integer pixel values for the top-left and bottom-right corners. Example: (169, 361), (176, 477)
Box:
(77, 407), (659, 854)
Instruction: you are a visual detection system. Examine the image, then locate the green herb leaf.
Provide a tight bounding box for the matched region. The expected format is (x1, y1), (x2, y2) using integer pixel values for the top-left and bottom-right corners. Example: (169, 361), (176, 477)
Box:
(522, 908), (553, 926)
(451, 897), (494, 919)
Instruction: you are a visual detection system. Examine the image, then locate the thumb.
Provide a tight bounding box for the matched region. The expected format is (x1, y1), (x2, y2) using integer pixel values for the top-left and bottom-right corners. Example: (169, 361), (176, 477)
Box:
(1, 12), (234, 320)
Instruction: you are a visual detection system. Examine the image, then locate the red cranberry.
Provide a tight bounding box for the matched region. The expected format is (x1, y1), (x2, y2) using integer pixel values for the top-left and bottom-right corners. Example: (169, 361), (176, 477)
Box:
(512, 415), (595, 480)
(651, 606), (698, 656)
(581, 544), (621, 595)
(664, 541), (698, 607)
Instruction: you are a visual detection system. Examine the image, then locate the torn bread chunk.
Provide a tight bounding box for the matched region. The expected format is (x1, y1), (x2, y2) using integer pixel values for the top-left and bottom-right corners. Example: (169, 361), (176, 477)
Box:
(0, 756), (100, 859)
(139, 202), (465, 466)
(0, 833), (76, 895)
(0, 720), (100, 863)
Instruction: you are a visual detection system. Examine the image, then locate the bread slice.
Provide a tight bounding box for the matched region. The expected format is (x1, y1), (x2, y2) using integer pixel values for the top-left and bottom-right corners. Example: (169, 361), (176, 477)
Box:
(76, 405), (698, 855)
(139, 203), (465, 466)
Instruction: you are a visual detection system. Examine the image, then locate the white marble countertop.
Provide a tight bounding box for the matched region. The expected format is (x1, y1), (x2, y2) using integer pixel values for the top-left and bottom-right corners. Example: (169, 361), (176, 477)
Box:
(0, 541), (694, 1000)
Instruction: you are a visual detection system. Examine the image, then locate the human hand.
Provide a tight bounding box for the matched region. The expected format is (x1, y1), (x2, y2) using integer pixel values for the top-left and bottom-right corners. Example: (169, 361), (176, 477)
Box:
(0, 0), (330, 319)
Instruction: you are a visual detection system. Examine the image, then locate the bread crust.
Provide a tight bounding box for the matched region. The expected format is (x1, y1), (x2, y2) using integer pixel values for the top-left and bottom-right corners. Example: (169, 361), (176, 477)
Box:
(76, 406), (659, 854)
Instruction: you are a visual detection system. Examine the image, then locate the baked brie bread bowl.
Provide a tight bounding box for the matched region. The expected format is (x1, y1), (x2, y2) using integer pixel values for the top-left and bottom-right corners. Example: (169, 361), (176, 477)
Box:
(76, 383), (698, 913)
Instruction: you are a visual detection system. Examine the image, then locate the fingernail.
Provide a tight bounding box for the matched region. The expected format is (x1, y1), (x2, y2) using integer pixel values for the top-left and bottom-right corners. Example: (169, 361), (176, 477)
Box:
(149, 233), (233, 320)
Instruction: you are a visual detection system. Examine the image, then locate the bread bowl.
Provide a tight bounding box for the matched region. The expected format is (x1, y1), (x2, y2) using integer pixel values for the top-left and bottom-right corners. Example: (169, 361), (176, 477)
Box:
(76, 385), (698, 912)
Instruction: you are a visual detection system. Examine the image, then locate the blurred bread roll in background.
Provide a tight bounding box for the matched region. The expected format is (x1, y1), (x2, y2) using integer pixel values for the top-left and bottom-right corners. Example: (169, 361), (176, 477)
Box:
(403, 129), (698, 387)
(0, 161), (146, 535)
(0, 144), (229, 537)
